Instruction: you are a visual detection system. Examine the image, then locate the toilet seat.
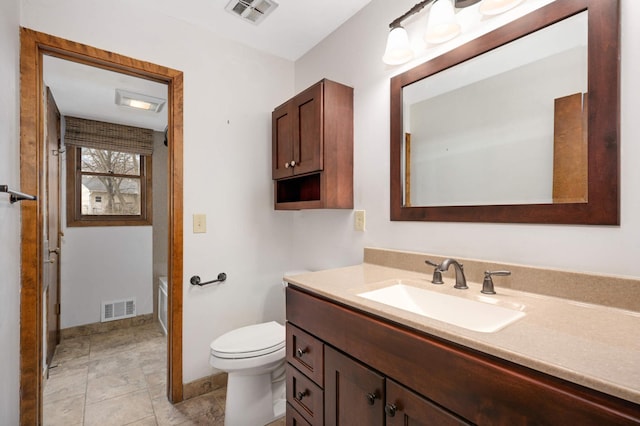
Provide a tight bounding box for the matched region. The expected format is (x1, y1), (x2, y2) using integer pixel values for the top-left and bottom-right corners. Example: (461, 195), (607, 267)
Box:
(211, 321), (285, 359)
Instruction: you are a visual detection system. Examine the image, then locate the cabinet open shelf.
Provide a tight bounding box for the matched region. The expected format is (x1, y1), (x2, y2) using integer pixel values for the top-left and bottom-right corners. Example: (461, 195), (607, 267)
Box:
(276, 173), (321, 207)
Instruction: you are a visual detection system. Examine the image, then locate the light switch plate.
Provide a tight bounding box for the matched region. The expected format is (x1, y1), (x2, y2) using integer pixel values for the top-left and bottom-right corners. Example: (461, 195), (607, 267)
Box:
(354, 210), (366, 232)
(193, 214), (206, 233)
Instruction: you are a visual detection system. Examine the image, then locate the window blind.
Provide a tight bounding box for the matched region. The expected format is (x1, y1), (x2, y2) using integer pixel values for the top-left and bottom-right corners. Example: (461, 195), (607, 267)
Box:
(64, 116), (154, 155)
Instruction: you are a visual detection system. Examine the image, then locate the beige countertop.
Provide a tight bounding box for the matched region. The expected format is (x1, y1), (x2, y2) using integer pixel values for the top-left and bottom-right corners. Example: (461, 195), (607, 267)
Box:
(285, 263), (640, 405)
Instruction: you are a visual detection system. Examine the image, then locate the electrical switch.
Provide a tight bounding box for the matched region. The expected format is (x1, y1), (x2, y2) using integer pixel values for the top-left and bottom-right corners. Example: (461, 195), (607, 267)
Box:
(193, 214), (206, 233)
(354, 210), (366, 232)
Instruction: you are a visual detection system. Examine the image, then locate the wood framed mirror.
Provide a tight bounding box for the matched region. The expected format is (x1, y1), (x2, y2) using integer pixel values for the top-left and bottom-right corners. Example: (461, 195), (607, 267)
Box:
(390, 0), (619, 224)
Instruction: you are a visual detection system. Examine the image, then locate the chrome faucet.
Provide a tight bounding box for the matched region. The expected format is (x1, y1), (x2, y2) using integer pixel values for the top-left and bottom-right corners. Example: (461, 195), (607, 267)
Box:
(438, 259), (468, 289)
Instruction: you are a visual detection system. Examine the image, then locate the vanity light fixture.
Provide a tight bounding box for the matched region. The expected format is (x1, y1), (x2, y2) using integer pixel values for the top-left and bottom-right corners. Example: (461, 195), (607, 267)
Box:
(382, 0), (526, 65)
(115, 89), (166, 112)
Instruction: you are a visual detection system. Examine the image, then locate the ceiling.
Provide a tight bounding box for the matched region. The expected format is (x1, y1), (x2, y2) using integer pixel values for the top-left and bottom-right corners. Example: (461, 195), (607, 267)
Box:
(43, 0), (372, 132)
(136, 0), (372, 62)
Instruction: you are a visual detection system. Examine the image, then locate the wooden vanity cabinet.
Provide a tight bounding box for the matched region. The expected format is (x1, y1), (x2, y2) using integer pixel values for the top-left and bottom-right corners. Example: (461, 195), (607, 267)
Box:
(286, 286), (640, 425)
(272, 79), (353, 210)
(324, 345), (468, 426)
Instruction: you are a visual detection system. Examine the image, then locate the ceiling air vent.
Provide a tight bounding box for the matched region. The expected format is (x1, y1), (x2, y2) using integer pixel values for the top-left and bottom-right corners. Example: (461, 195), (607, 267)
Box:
(225, 0), (279, 25)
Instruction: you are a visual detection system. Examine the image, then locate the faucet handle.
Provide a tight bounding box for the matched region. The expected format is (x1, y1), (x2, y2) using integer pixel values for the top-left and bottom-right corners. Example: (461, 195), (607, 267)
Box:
(482, 270), (511, 294)
(425, 260), (444, 284)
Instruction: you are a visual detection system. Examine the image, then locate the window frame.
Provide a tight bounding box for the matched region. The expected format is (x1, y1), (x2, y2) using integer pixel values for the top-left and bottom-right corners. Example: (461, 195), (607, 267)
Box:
(66, 146), (153, 227)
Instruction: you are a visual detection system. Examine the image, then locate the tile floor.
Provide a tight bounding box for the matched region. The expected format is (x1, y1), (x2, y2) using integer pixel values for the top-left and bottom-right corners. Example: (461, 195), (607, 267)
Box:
(43, 321), (286, 426)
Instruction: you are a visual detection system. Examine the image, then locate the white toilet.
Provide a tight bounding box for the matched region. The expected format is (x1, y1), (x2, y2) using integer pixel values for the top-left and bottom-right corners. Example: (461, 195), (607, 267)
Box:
(209, 271), (310, 425)
(210, 321), (286, 426)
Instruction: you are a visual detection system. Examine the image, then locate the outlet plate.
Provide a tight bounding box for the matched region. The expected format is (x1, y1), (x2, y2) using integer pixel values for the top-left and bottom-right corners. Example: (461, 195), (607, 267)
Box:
(354, 210), (366, 232)
(193, 214), (206, 233)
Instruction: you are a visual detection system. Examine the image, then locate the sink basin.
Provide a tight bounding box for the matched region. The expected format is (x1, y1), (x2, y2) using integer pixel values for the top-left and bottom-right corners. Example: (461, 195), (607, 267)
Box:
(357, 282), (525, 333)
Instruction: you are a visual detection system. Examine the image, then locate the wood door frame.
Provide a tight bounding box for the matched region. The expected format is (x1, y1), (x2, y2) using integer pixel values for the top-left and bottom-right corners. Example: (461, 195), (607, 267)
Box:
(19, 28), (184, 425)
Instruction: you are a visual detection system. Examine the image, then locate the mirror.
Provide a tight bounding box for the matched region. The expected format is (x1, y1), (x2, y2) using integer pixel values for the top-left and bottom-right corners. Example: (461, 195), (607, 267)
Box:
(390, 0), (619, 224)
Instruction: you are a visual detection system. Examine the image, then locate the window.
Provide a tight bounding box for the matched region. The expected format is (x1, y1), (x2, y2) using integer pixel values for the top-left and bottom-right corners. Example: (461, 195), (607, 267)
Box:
(65, 116), (153, 227)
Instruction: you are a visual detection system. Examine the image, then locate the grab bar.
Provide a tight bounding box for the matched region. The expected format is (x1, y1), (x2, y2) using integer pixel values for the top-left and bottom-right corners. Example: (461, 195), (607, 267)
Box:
(190, 272), (227, 287)
(1, 185), (37, 203)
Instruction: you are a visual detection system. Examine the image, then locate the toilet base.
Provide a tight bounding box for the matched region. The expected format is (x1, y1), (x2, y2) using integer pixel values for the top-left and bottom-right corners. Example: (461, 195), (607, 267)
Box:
(224, 369), (285, 426)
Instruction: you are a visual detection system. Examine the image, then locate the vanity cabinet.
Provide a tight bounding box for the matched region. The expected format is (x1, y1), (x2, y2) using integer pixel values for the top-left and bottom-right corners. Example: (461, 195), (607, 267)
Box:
(325, 345), (468, 425)
(272, 79), (353, 210)
(286, 286), (640, 425)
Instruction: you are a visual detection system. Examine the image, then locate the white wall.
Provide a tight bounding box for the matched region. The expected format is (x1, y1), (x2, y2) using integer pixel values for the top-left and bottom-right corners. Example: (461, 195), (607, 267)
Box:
(0, 0), (22, 422)
(60, 226), (154, 328)
(21, 0), (296, 382)
(292, 0), (640, 280)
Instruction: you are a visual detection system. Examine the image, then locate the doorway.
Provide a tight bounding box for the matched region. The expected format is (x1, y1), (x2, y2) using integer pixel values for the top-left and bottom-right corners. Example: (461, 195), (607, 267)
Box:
(19, 28), (184, 425)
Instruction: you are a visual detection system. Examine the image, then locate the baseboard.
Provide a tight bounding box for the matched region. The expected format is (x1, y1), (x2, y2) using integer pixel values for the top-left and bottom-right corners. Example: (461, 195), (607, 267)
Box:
(183, 373), (228, 400)
(60, 313), (155, 339)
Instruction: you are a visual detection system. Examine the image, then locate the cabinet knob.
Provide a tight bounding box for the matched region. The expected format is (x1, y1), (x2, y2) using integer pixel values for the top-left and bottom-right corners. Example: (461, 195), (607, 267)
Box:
(290, 160), (296, 167)
(385, 403), (398, 417)
(296, 347), (307, 357)
(284, 162), (290, 168)
(365, 392), (378, 405)
(296, 390), (308, 401)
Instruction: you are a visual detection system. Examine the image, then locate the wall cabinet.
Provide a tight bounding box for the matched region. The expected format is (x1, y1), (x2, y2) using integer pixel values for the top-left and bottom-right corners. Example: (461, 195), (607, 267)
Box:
(272, 79), (353, 210)
(286, 286), (640, 425)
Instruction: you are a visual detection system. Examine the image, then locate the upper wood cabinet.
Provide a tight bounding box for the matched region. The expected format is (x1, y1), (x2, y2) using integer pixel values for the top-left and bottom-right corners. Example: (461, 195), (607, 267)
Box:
(272, 79), (353, 210)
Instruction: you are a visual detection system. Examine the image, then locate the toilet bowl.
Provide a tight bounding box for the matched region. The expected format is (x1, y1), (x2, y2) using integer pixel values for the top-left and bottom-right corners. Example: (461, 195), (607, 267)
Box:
(210, 321), (286, 426)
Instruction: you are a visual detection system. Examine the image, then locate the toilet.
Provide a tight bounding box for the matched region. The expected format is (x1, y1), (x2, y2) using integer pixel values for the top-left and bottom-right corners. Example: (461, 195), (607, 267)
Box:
(209, 271), (309, 425)
(210, 321), (286, 425)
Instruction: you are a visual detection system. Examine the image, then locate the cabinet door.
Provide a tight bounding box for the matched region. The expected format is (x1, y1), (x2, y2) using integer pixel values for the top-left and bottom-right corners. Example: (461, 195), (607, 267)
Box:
(273, 102), (294, 179)
(324, 346), (384, 426)
(386, 379), (471, 426)
(292, 82), (323, 176)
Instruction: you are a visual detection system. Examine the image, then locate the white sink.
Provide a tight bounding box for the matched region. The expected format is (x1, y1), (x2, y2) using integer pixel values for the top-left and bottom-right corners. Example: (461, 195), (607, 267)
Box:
(357, 282), (526, 333)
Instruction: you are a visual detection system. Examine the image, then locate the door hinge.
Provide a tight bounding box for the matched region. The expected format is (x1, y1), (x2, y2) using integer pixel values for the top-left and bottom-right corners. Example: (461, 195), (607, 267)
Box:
(55, 303), (61, 315)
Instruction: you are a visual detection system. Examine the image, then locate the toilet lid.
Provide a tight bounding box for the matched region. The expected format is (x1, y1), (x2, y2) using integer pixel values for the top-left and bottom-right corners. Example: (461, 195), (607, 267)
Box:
(210, 321), (285, 359)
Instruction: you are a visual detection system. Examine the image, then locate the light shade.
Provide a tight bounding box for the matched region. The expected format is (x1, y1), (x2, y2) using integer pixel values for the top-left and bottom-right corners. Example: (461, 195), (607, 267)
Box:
(383, 26), (414, 65)
(425, 0), (461, 44)
(479, 0), (525, 16)
(115, 89), (166, 112)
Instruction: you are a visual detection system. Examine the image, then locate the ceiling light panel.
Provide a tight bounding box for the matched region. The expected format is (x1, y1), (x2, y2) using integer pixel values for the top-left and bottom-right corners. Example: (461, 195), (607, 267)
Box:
(115, 89), (166, 113)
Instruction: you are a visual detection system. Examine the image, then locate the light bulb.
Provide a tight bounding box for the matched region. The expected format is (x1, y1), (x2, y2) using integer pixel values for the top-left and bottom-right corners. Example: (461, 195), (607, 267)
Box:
(425, 0), (461, 44)
(383, 26), (414, 65)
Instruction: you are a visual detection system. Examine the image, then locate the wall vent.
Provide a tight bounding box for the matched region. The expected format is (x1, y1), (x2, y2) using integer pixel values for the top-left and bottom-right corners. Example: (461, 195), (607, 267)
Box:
(101, 298), (136, 322)
(225, 0), (279, 25)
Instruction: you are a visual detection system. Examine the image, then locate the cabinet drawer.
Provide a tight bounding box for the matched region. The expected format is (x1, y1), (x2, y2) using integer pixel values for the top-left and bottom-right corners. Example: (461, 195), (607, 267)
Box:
(286, 403), (312, 426)
(286, 323), (324, 386)
(286, 364), (324, 426)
